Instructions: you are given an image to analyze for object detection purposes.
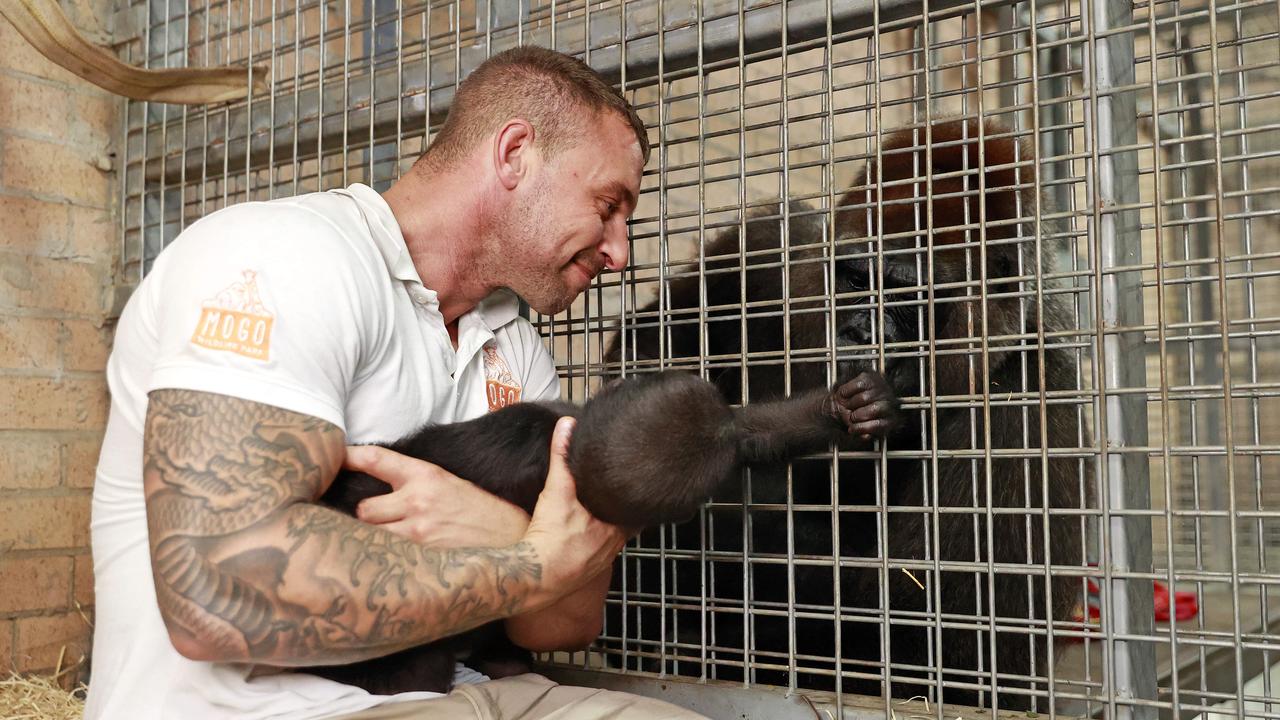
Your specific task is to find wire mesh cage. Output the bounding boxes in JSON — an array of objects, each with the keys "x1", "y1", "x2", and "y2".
[{"x1": 117, "y1": 0, "x2": 1280, "y2": 717}]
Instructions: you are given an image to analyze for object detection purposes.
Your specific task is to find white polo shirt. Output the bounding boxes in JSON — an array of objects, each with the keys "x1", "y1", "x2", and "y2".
[{"x1": 85, "y1": 183, "x2": 561, "y2": 720}]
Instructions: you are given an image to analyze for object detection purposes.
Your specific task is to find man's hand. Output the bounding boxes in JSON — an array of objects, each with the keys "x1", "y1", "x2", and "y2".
[
  {"x1": 349, "y1": 419, "x2": 628, "y2": 648},
  {"x1": 520, "y1": 417, "x2": 630, "y2": 610},
  {"x1": 343, "y1": 446, "x2": 529, "y2": 547}
]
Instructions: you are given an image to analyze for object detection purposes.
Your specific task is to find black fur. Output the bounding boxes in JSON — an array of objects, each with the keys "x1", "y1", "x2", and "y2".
[
  {"x1": 603, "y1": 119, "x2": 1091, "y2": 710},
  {"x1": 308, "y1": 369, "x2": 900, "y2": 694}
]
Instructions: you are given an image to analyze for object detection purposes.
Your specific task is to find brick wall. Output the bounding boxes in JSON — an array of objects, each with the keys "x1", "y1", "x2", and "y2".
[{"x1": 0, "y1": 0, "x2": 121, "y2": 684}]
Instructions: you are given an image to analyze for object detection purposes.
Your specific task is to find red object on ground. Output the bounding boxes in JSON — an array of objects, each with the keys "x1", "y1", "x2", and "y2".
[
  {"x1": 1153, "y1": 580, "x2": 1199, "y2": 622},
  {"x1": 1067, "y1": 570, "x2": 1199, "y2": 642}
]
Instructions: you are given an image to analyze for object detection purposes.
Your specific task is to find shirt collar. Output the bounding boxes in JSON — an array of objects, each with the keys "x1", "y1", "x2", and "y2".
[
  {"x1": 341, "y1": 183, "x2": 420, "y2": 285},
  {"x1": 340, "y1": 183, "x2": 522, "y2": 332}
]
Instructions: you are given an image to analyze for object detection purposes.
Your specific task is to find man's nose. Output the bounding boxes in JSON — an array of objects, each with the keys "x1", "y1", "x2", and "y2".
[{"x1": 600, "y1": 217, "x2": 630, "y2": 272}]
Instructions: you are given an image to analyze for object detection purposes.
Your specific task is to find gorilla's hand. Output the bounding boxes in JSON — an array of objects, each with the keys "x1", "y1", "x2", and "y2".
[{"x1": 830, "y1": 371, "x2": 902, "y2": 441}]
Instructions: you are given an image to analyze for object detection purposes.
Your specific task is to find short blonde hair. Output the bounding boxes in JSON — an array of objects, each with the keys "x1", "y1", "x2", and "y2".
[{"x1": 418, "y1": 46, "x2": 650, "y2": 170}]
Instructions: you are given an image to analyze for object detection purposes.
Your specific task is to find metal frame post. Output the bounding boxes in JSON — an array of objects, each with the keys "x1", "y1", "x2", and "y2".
[{"x1": 1086, "y1": 0, "x2": 1159, "y2": 715}]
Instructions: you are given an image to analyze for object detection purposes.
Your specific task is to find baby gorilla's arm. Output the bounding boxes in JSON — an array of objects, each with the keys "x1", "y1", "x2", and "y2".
[{"x1": 733, "y1": 371, "x2": 901, "y2": 464}]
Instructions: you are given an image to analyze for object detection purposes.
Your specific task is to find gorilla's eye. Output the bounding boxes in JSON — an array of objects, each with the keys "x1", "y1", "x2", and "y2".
[{"x1": 839, "y1": 269, "x2": 871, "y2": 294}]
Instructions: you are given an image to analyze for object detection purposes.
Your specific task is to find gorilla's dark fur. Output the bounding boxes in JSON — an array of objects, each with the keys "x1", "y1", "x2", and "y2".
[
  {"x1": 604, "y1": 118, "x2": 1091, "y2": 709},
  {"x1": 309, "y1": 368, "x2": 900, "y2": 694}
]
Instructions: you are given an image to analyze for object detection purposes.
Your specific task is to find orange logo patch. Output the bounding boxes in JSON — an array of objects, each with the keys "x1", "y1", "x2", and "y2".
[
  {"x1": 483, "y1": 345, "x2": 522, "y2": 411},
  {"x1": 191, "y1": 270, "x2": 275, "y2": 361}
]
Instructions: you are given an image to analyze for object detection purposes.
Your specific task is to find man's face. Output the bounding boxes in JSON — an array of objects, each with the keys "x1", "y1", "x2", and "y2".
[{"x1": 495, "y1": 113, "x2": 645, "y2": 315}]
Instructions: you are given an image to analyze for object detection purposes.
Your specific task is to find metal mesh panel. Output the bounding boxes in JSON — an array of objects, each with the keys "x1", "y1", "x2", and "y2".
[{"x1": 117, "y1": 0, "x2": 1280, "y2": 717}]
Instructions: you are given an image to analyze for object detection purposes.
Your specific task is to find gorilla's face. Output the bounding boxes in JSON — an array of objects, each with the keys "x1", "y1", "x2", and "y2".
[{"x1": 831, "y1": 255, "x2": 923, "y2": 394}]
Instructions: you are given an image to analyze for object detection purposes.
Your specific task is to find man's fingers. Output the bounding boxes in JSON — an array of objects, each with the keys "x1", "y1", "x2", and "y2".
[
  {"x1": 354, "y1": 493, "x2": 405, "y2": 524},
  {"x1": 552, "y1": 416, "x2": 575, "y2": 458},
  {"x1": 344, "y1": 445, "x2": 431, "y2": 491},
  {"x1": 542, "y1": 417, "x2": 578, "y2": 495}
]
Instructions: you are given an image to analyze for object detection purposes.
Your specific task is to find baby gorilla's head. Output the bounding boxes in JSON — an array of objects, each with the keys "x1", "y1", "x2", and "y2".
[{"x1": 568, "y1": 371, "x2": 739, "y2": 527}]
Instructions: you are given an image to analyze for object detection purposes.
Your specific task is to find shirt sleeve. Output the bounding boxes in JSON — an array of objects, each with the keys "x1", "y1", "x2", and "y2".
[{"x1": 144, "y1": 201, "x2": 388, "y2": 432}]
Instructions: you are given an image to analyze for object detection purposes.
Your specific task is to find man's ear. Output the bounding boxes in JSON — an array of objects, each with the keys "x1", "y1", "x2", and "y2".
[{"x1": 493, "y1": 118, "x2": 535, "y2": 191}]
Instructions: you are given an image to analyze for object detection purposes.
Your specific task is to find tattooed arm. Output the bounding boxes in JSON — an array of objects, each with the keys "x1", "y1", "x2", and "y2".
[
  {"x1": 345, "y1": 446, "x2": 615, "y2": 652},
  {"x1": 143, "y1": 389, "x2": 622, "y2": 666}
]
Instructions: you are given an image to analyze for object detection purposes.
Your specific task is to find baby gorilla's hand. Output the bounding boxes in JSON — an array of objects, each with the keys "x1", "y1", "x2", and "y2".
[{"x1": 831, "y1": 371, "x2": 902, "y2": 441}]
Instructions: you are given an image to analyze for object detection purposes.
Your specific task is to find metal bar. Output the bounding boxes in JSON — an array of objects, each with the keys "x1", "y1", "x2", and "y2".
[
  {"x1": 266, "y1": 0, "x2": 276, "y2": 198},
  {"x1": 1141, "y1": 2, "x2": 1183, "y2": 720},
  {"x1": 819, "y1": 0, "x2": 844, "y2": 711},
  {"x1": 912, "y1": 1, "x2": 947, "y2": 709},
  {"x1": 341, "y1": 0, "x2": 350, "y2": 185},
  {"x1": 727, "y1": 0, "x2": 748, "y2": 690},
  {"x1": 967, "y1": 16, "x2": 1007, "y2": 712},
  {"x1": 776, "y1": 0, "x2": 799, "y2": 696},
  {"x1": 1199, "y1": 0, "x2": 1248, "y2": 716},
  {"x1": 139, "y1": 0, "x2": 152, "y2": 277},
  {"x1": 1082, "y1": 0, "x2": 1159, "y2": 716},
  {"x1": 654, "y1": 0, "x2": 670, "y2": 683},
  {"x1": 693, "y1": 0, "x2": 711, "y2": 685},
  {"x1": 290, "y1": 0, "x2": 301, "y2": 195},
  {"x1": 1022, "y1": 4, "x2": 1065, "y2": 715},
  {"x1": 868, "y1": 0, "x2": 894, "y2": 711},
  {"x1": 1230, "y1": 0, "x2": 1273, "y2": 711},
  {"x1": 1168, "y1": 31, "x2": 1212, "y2": 710},
  {"x1": 316, "y1": 0, "x2": 326, "y2": 191},
  {"x1": 1177, "y1": 42, "x2": 1231, "y2": 572}
]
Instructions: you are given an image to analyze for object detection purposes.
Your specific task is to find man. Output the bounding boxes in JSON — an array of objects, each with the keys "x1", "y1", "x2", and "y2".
[{"x1": 85, "y1": 46, "x2": 706, "y2": 719}]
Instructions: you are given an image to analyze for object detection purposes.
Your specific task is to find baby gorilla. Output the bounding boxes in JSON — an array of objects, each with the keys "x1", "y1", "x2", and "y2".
[{"x1": 310, "y1": 369, "x2": 899, "y2": 695}]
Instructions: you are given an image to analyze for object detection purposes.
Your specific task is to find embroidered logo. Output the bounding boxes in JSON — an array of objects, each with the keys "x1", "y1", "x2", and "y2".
[
  {"x1": 483, "y1": 345, "x2": 522, "y2": 411},
  {"x1": 190, "y1": 269, "x2": 275, "y2": 361}
]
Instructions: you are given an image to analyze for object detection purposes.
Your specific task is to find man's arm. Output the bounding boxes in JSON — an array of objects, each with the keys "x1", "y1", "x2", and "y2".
[
  {"x1": 504, "y1": 567, "x2": 612, "y2": 652},
  {"x1": 346, "y1": 446, "x2": 617, "y2": 653},
  {"x1": 144, "y1": 388, "x2": 601, "y2": 666}
]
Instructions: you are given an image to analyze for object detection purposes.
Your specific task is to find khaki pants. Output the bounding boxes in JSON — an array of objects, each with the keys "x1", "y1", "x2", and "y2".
[{"x1": 334, "y1": 673, "x2": 710, "y2": 720}]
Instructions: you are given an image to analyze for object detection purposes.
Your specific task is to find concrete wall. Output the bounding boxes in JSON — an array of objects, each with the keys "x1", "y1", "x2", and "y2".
[{"x1": 0, "y1": 0, "x2": 121, "y2": 684}]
